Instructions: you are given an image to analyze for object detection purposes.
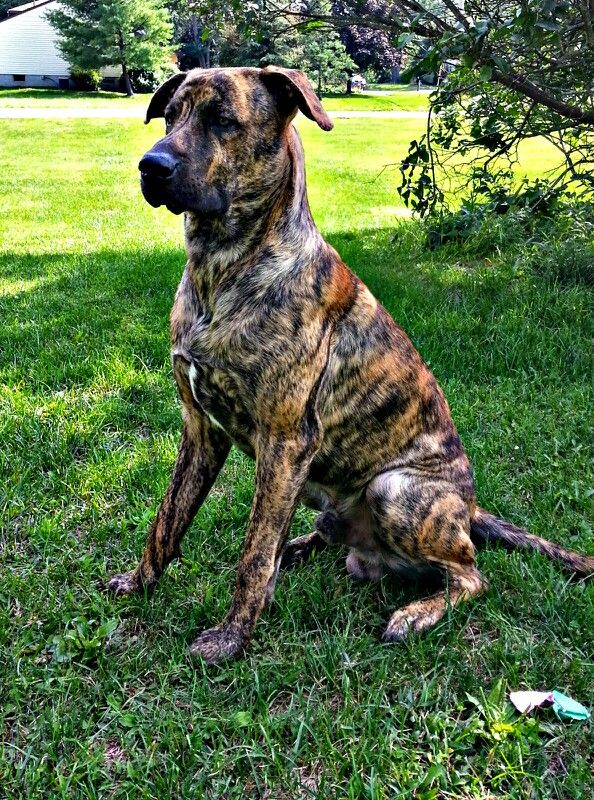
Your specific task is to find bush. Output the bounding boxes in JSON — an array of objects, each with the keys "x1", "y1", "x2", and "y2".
[
  {"x1": 425, "y1": 180, "x2": 563, "y2": 251},
  {"x1": 128, "y1": 64, "x2": 176, "y2": 93},
  {"x1": 423, "y1": 199, "x2": 594, "y2": 288},
  {"x1": 69, "y1": 69, "x2": 101, "y2": 91},
  {"x1": 525, "y1": 238, "x2": 594, "y2": 288}
]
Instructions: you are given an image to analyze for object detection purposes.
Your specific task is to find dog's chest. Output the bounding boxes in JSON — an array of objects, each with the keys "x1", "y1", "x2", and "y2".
[{"x1": 172, "y1": 312, "x2": 258, "y2": 456}]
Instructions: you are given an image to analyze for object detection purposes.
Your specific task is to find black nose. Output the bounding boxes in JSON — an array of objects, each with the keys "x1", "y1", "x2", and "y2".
[{"x1": 138, "y1": 151, "x2": 177, "y2": 179}]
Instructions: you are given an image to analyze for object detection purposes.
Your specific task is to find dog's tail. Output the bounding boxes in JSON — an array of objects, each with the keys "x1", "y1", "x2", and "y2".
[{"x1": 470, "y1": 507, "x2": 594, "y2": 577}]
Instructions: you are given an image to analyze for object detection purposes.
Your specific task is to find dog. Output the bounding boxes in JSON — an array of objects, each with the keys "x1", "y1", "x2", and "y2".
[{"x1": 107, "y1": 66, "x2": 594, "y2": 663}]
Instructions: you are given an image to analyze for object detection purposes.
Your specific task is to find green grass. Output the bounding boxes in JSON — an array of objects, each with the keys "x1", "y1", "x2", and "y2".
[
  {"x1": 321, "y1": 92, "x2": 429, "y2": 111},
  {"x1": 1, "y1": 108, "x2": 592, "y2": 799},
  {"x1": 0, "y1": 87, "x2": 429, "y2": 113},
  {"x1": 366, "y1": 83, "x2": 426, "y2": 91},
  {"x1": 0, "y1": 88, "x2": 148, "y2": 108}
]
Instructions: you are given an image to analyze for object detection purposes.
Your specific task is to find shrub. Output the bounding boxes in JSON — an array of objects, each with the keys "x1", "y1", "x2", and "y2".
[
  {"x1": 423, "y1": 199, "x2": 594, "y2": 288},
  {"x1": 69, "y1": 69, "x2": 101, "y2": 91},
  {"x1": 128, "y1": 64, "x2": 176, "y2": 93}
]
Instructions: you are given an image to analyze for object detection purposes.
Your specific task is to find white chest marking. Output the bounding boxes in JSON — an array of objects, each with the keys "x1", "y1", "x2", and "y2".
[{"x1": 187, "y1": 362, "x2": 225, "y2": 431}]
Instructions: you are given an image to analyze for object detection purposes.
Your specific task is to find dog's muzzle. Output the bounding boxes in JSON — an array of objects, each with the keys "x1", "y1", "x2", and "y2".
[{"x1": 139, "y1": 151, "x2": 185, "y2": 214}]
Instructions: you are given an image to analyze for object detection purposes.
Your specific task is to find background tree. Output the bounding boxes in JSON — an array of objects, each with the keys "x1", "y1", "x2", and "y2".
[
  {"x1": 225, "y1": 0, "x2": 594, "y2": 215},
  {"x1": 338, "y1": 25, "x2": 403, "y2": 82},
  {"x1": 207, "y1": 0, "x2": 355, "y2": 94},
  {"x1": 0, "y1": 0, "x2": 20, "y2": 20},
  {"x1": 330, "y1": 1, "x2": 402, "y2": 83},
  {"x1": 303, "y1": 27, "x2": 356, "y2": 94},
  {"x1": 167, "y1": 0, "x2": 228, "y2": 69},
  {"x1": 49, "y1": 0, "x2": 173, "y2": 96}
]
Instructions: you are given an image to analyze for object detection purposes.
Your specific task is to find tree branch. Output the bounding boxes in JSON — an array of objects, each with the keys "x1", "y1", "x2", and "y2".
[
  {"x1": 491, "y1": 68, "x2": 594, "y2": 125},
  {"x1": 441, "y1": 0, "x2": 471, "y2": 30}
]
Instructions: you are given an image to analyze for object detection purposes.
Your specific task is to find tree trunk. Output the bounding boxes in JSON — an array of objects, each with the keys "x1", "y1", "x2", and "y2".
[
  {"x1": 198, "y1": 42, "x2": 211, "y2": 68},
  {"x1": 121, "y1": 62, "x2": 133, "y2": 96},
  {"x1": 346, "y1": 77, "x2": 352, "y2": 94},
  {"x1": 189, "y1": 14, "x2": 199, "y2": 43},
  {"x1": 117, "y1": 31, "x2": 133, "y2": 96}
]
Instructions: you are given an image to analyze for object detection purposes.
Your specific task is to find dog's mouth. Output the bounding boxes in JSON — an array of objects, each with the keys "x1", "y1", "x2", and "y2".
[
  {"x1": 140, "y1": 175, "x2": 229, "y2": 218},
  {"x1": 140, "y1": 176, "x2": 186, "y2": 215}
]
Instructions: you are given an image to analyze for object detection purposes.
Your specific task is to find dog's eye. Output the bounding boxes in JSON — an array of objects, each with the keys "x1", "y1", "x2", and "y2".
[
  {"x1": 164, "y1": 113, "x2": 174, "y2": 130},
  {"x1": 214, "y1": 115, "x2": 234, "y2": 129}
]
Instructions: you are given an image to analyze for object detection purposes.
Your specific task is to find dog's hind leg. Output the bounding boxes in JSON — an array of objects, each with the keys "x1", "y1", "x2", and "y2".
[
  {"x1": 383, "y1": 564, "x2": 485, "y2": 640},
  {"x1": 106, "y1": 405, "x2": 230, "y2": 596},
  {"x1": 274, "y1": 484, "x2": 334, "y2": 576},
  {"x1": 365, "y1": 471, "x2": 487, "y2": 640}
]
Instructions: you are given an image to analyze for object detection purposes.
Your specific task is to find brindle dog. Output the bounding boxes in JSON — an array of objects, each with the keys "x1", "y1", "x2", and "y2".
[{"x1": 107, "y1": 66, "x2": 594, "y2": 663}]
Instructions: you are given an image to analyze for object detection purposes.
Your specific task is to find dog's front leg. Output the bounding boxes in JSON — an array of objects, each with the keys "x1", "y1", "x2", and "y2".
[
  {"x1": 189, "y1": 430, "x2": 318, "y2": 663},
  {"x1": 107, "y1": 407, "x2": 230, "y2": 595}
]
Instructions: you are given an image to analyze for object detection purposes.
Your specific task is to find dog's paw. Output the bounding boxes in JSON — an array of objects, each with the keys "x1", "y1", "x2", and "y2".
[
  {"x1": 382, "y1": 612, "x2": 414, "y2": 642},
  {"x1": 382, "y1": 603, "x2": 436, "y2": 642},
  {"x1": 105, "y1": 571, "x2": 143, "y2": 597},
  {"x1": 279, "y1": 532, "x2": 327, "y2": 570},
  {"x1": 189, "y1": 625, "x2": 246, "y2": 664}
]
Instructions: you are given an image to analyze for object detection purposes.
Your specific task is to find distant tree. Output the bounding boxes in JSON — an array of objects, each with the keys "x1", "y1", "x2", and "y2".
[
  {"x1": 0, "y1": 0, "x2": 20, "y2": 20},
  {"x1": 167, "y1": 0, "x2": 224, "y2": 69},
  {"x1": 249, "y1": 0, "x2": 594, "y2": 214},
  {"x1": 301, "y1": 21, "x2": 356, "y2": 95},
  {"x1": 214, "y1": 0, "x2": 355, "y2": 94},
  {"x1": 48, "y1": 0, "x2": 173, "y2": 96},
  {"x1": 331, "y1": 3, "x2": 402, "y2": 82}
]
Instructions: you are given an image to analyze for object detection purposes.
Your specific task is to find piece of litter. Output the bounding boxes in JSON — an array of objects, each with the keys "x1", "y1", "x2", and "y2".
[
  {"x1": 551, "y1": 691, "x2": 591, "y2": 721},
  {"x1": 341, "y1": 650, "x2": 352, "y2": 667},
  {"x1": 509, "y1": 691, "x2": 553, "y2": 714},
  {"x1": 509, "y1": 690, "x2": 590, "y2": 720}
]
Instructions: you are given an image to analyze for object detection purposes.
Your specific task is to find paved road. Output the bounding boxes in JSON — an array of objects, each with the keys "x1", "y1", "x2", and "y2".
[{"x1": 0, "y1": 107, "x2": 428, "y2": 120}]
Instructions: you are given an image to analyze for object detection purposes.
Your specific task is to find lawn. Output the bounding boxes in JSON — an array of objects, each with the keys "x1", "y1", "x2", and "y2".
[
  {"x1": 321, "y1": 91, "x2": 429, "y2": 112},
  {"x1": 0, "y1": 88, "x2": 148, "y2": 108},
  {"x1": 0, "y1": 87, "x2": 429, "y2": 112},
  {"x1": 1, "y1": 106, "x2": 592, "y2": 799}
]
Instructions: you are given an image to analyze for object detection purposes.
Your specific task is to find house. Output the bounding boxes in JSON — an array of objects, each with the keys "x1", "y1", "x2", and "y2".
[{"x1": 0, "y1": 0, "x2": 121, "y2": 89}]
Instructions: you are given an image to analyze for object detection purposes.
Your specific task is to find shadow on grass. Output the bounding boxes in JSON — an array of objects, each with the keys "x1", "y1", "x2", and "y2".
[
  {"x1": 1, "y1": 228, "x2": 591, "y2": 394},
  {"x1": 2, "y1": 229, "x2": 593, "y2": 676},
  {"x1": 0, "y1": 248, "x2": 181, "y2": 388}
]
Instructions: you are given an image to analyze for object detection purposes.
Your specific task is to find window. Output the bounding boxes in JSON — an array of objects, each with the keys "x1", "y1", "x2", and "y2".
[{"x1": 12, "y1": 74, "x2": 26, "y2": 82}]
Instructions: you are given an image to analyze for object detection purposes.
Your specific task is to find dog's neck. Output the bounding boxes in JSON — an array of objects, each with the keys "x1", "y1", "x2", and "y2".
[{"x1": 183, "y1": 125, "x2": 324, "y2": 310}]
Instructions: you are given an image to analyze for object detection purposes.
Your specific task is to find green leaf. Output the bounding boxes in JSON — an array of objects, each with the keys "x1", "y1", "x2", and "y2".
[
  {"x1": 397, "y1": 32, "x2": 414, "y2": 47},
  {"x1": 231, "y1": 711, "x2": 252, "y2": 728},
  {"x1": 96, "y1": 619, "x2": 118, "y2": 639}
]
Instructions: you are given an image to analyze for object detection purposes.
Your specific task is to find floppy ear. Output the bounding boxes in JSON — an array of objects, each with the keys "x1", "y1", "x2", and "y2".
[
  {"x1": 145, "y1": 72, "x2": 187, "y2": 124},
  {"x1": 261, "y1": 66, "x2": 333, "y2": 131}
]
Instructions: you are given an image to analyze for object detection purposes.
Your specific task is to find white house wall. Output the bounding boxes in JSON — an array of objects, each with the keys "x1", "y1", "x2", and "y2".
[
  {"x1": 0, "y1": 2, "x2": 69, "y2": 81},
  {"x1": 0, "y1": 1, "x2": 121, "y2": 88}
]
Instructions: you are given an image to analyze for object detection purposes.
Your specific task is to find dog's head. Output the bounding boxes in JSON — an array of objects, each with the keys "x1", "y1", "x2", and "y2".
[{"x1": 139, "y1": 67, "x2": 333, "y2": 216}]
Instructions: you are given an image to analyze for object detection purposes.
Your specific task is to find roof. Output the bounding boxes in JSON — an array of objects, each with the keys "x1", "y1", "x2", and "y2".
[{"x1": 7, "y1": 1, "x2": 54, "y2": 17}]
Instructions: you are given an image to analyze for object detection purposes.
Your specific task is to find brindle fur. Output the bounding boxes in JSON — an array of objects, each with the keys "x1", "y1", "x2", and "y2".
[{"x1": 107, "y1": 66, "x2": 594, "y2": 663}]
